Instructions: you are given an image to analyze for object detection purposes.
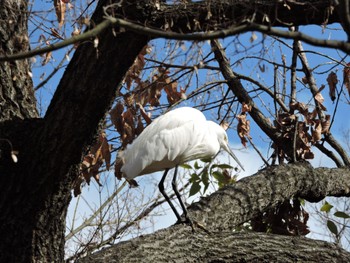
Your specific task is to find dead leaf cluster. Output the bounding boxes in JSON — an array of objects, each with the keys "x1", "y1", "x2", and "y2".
[
  {"x1": 124, "y1": 46, "x2": 186, "y2": 107},
  {"x1": 272, "y1": 98, "x2": 331, "y2": 162},
  {"x1": 285, "y1": 65, "x2": 350, "y2": 163},
  {"x1": 111, "y1": 46, "x2": 188, "y2": 146},
  {"x1": 74, "y1": 133, "x2": 111, "y2": 196},
  {"x1": 237, "y1": 103, "x2": 252, "y2": 147},
  {"x1": 110, "y1": 102, "x2": 151, "y2": 148}
]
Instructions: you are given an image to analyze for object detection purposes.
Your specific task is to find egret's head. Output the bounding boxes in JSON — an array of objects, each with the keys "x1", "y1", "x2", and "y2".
[{"x1": 208, "y1": 121, "x2": 245, "y2": 171}]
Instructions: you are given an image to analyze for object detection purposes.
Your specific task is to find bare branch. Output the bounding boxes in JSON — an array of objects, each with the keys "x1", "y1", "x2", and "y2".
[
  {"x1": 0, "y1": 19, "x2": 115, "y2": 62},
  {"x1": 189, "y1": 163, "x2": 350, "y2": 230},
  {"x1": 211, "y1": 39, "x2": 278, "y2": 138}
]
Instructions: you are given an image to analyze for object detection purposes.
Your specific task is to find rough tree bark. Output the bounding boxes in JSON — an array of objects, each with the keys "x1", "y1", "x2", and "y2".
[
  {"x1": 0, "y1": 0, "x2": 349, "y2": 262},
  {"x1": 79, "y1": 163, "x2": 350, "y2": 262}
]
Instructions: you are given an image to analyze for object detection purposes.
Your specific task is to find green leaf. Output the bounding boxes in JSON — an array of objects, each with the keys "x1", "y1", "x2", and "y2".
[
  {"x1": 298, "y1": 198, "x2": 305, "y2": 206},
  {"x1": 327, "y1": 220, "x2": 338, "y2": 235},
  {"x1": 320, "y1": 202, "x2": 333, "y2": 213},
  {"x1": 212, "y1": 171, "x2": 225, "y2": 183},
  {"x1": 200, "y1": 158, "x2": 212, "y2": 163},
  {"x1": 334, "y1": 211, "x2": 350, "y2": 219},
  {"x1": 194, "y1": 161, "x2": 201, "y2": 169},
  {"x1": 216, "y1": 164, "x2": 234, "y2": 169},
  {"x1": 189, "y1": 173, "x2": 200, "y2": 183},
  {"x1": 180, "y1": 163, "x2": 192, "y2": 169},
  {"x1": 201, "y1": 170, "x2": 209, "y2": 193},
  {"x1": 189, "y1": 182, "x2": 201, "y2": 197}
]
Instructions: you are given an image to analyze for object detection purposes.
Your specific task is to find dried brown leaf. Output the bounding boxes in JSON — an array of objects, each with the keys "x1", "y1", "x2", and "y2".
[
  {"x1": 242, "y1": 103, "x2": 252, "y2": 113},
  {"x1": 82, "y1": 154, "x2": 94, "y2": 169},
  {"x1": 237, "y1": 114, "x2": 250, "y2": 147},
  {"x1": 124, "y1": 93, "x2": 135, "y2": 108},
  {"x1": 54, "y1": 0, "x2": 66, "y2": 27},
  {"x1": 344, "y1": 63, "x2": 350, "y2": 97},
  {"x1": 73, "y1": 175, "x2": 84, "y2": 196},
  {"x1": 327, "y1": 71, "x2": 338, "y2": 102},
  {"x1": 135, "y1": 115, "x2": 144, "y2": 136},
  {"x1": 164, "y1": 81, "x2": 184, "y2": 105},
  {"x1": 148, "y1": 83, "x2": 162, "y2": 106},
  {"x1": 42, "y1": 52, "x2": 52, "y2": 66},
  {"x1": 321, "y1": 115, "x2": 331, "y2": 134},
  {"x1": 123, "y1": 122, "x2": 134, "y2": 145},
  {"x1": 306, "y1": 109, "x2": 317, "y2": 125},
  {"x1": 303, "y1": 151, "x2": 314, "y2": 159},
  {"x1": 302, "y1": 76, "x2": 308, "y2": 84},
  {"x1": 115, "y1": 157, "x2": 124, "y2": 180},
  {"x1": 289, "y1": 102, "x2": 308, "y2": 115},
  {"x1": 139, "y1": 104, "x2": 152, "y2": 125},
  {"x1": 120, "y1": 108, "x2": 136, "y2": 145},
  {"x1": 314, "y1": 92, "x2": 324, "y2": 104},
  {"x1": 124, "y1": 47, "x2": 149, "y2": 89},
  {"x1": 135, "y1": 81, "x2": 150, "y2": 106},
  {"x1": 50, "y1": 28, "x2": 64, "y2": 40},
  {"x1": 110, "y1": 102, "x2": 124, "y2": 134},
  {"x1": 100, "y1": 133, "x2": 111, "y2": 170},
  {"x1": 312, "y1": 120, "x2": 322, "y2": 142},
  {"x1": 250, "y1": 32, "x2": 257, "y2": 43}
]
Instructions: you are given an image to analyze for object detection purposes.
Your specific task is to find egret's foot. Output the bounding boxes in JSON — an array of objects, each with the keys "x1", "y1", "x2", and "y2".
[
  {"x1": 175, "y1": 217, "x2": 209, "y2": 233},
  {"x1": 192, "y1": 220, "x2": 210, "y2": 234},
  {"x1": 175, "y1": 217, "x2": 193, "y2": 226}
]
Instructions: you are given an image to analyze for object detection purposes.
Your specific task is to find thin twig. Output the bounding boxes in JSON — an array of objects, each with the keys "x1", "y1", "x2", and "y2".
[{"x1": 247, "y1": 137, "x2": 269, "y2": 166}]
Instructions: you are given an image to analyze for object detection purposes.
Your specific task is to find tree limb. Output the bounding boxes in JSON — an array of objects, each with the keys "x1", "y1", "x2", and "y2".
[
  {"x1": 78, "y1": 230, "x2": 350, "y2": 263},
  {"x1": 1, "y1": 0, "x2": 349, "y2": 62},
  {"x1": 78, "y1": 163, "x2": 350, "y2": 262},
  {"x1": 210, "y1": 39, "x2": 280, "y2": 142}
]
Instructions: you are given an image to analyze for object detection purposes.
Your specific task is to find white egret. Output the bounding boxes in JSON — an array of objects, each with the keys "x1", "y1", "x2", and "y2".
[{"x1": 119, "y1": 107, "x2": 244, "y2": 224}]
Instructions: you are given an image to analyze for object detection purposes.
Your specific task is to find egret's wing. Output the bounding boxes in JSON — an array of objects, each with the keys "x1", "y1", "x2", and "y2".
[{"x1": 120, "y1": 107, "x2": 207, "y2": 179}]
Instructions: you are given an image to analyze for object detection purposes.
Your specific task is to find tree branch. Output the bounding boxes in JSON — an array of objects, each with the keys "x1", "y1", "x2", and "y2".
[
  {"x1": 78, "y1": 163, "x2": 350, "y2": 262},
  {"x1": 78, "y1": 230, "x2": 350, "y2": 262},
  {"x1": 210, "y1": 39, "x2": 280, "y2": 142},
  {"x1": 188, "y1": 163, "x2": 350, "y2": 230},
  {"x1": 1, "y1": 0, "x2": 349, "y2": 62},
  {"x1": 0, "y1": 19, "x2": 115, "y2": 62}
]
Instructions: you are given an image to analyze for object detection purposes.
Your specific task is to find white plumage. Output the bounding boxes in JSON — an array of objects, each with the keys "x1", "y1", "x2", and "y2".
[
  {"x1": 119, "y1": 107, "x2": 243, "y2": 224},
  {"x1": 120, "y1": 107, "x2": 243, "y2": 180}
]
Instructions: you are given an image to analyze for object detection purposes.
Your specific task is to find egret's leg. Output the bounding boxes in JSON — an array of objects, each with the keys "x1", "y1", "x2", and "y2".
[
  {"x1": 158, "y1": 168, "x2": 182, "y2": 222},
  {"x1": 171, "y1": 165, "x2": 191, "y2": 224}
]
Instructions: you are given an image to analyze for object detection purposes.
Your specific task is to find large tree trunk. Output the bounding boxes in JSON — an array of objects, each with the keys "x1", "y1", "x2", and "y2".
[
  {"x1": 0, "y1": 0, "x2": 38, "y2": 120},
  {"x1": 0, "y1": 0, "x2": 148, "y2": 261}
]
